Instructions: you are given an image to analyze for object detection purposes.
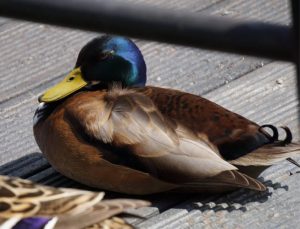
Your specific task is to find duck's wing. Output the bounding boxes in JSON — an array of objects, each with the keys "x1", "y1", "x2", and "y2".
[
  {"x1": 66, "y1": 88, "x2": 265, "y2": 191},
  {"x1": 0, "y1": 175, "x2": 150, "y2": 229}
]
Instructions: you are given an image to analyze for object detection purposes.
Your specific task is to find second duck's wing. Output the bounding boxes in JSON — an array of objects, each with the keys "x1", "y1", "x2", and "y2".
[{"x1": 0, "y1": 175, "x2": 150, "y2": 229}]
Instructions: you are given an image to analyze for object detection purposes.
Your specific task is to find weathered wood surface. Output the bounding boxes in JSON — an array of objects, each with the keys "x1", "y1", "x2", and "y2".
[{"x1": 1, "y1": 0, "x2": 299, "y2": 228}]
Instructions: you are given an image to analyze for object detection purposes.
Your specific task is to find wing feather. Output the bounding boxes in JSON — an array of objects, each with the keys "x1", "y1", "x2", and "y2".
[{"x1": 68, "y1": 88, "x2": 239, "y2": 182}]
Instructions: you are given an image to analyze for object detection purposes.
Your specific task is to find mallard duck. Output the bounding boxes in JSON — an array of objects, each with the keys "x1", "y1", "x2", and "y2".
[
  {"x1": 0, "y1": 175, "x2": 149, "y2": 229},
  {"x1": 34, "y1": 35, "x2": 300, "y2": 195}
]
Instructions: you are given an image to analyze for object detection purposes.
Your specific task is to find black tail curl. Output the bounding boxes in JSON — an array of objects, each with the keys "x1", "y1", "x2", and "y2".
[
  {"x1": 259, "y1": 124, "x2": 279, "y2": 143},
  {"x1": 259, "y1": 124, "x2": 292, "y2": 146},
  {"x1": 259, "y1": 124, "x2": 299, "y2": 168}
]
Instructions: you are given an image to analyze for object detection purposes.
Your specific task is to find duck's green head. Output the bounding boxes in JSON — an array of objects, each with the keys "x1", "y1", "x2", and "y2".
[{"x1": 39, "y1": 35, "x2": 146, "y2": 102}]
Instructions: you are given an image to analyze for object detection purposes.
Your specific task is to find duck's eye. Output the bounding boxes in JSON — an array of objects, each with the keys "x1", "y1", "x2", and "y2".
[
  {"x1": 98, "y1": 52, "x2": 109, "y2": 60},
  {"x1": 98, "y1": 51, "x2": 114, "y2": 60}
]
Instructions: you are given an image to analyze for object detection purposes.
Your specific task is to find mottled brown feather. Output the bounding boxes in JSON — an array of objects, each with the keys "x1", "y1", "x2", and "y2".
[
  {"x1": 136, "y1": 86, "x2": 271, "y2": 161},
  {"x1": 136, "y1": 86, "x2": 258, "y2": 140},
  {"x1": 86, "y1": 217, "x2": 133, "y2": 229}
]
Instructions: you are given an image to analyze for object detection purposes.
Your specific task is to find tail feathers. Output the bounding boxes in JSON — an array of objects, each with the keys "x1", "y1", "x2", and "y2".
[
  {"x1": 229, "y1": 143, "x2": 300, "y2": 166},
  {"x1": 181, "y1": 170, "x2": 266, "y2": 192},
  {"x1": 212, "y1": 170, "x2": 266, "y2": 191}
]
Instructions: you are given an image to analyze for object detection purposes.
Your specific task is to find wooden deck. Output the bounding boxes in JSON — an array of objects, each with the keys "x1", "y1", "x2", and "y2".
[{"x1": 0, "y1": 0, "x2": 299, "y2": 228}]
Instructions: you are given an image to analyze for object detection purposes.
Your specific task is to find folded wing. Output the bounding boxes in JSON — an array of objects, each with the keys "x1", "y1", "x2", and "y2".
[{"x1": 67, "y1": 87, "x2": 266, "y2": 191}]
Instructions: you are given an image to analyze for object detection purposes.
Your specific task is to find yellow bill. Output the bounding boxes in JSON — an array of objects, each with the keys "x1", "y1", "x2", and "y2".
[{"x1": 39, "y1": 67, "x2": 88, "y2": 103}]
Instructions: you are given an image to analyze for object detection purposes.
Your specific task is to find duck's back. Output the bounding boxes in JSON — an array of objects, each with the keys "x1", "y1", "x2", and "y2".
[{"x1": 136, "y1": 86, "x2": 271, "y2": 161}]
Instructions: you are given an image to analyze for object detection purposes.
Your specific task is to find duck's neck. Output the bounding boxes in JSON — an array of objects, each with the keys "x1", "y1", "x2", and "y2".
[
  {"x1": 114, "y1": 47, "x2": 147, "y2": 87},
  {"x1": 127, "y1": 57, "x2": 146, "y2": 87},
  {"x1": 114, "y1": 56, "x2": 146, "y2": 87}
]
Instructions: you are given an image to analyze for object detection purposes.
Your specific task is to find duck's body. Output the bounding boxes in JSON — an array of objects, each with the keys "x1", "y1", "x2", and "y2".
[
  {"x1": 34, "y1": 86, "x2": 268, "y2": 194},
  {"x1": 34, "y1": 36, "x2": 300, "y2": 195},
  {"x1": 0, "y1": 175, "x2": 149, "y2": 229}
]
